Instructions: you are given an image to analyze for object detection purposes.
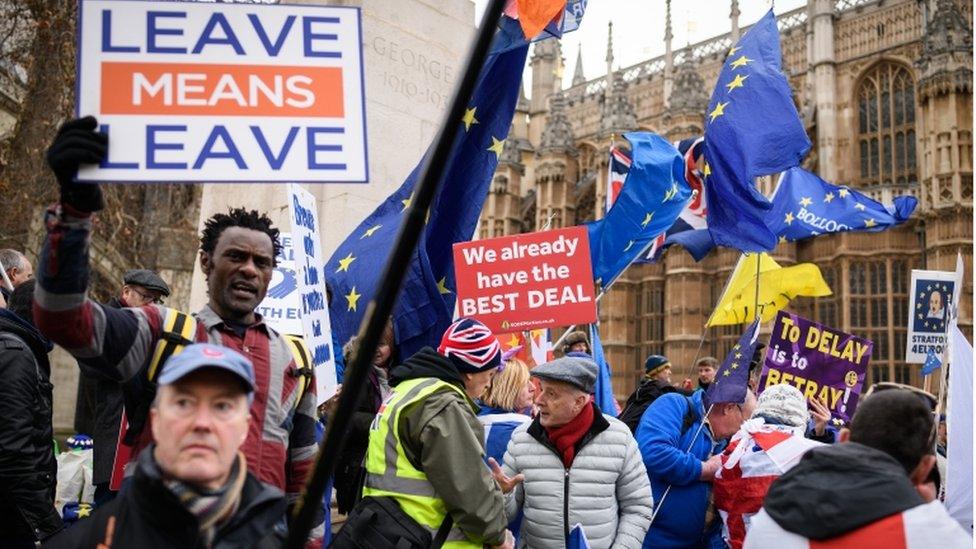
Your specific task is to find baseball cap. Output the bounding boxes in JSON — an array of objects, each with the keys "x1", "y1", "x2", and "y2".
[{"x1": 157, "y1": 343, "x2": 256, "y2": 396}]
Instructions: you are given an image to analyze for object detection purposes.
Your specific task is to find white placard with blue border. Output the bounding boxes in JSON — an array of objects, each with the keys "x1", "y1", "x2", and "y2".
[
  {"x1": 76, "y1": 0, "x2": 368, "y2": 183},
  {"x1": 906, "y1": 268, "x2": 960, "y2": 363},
  {"x1": 288, "y1": 184, "x2": 338, "y2": 403}
]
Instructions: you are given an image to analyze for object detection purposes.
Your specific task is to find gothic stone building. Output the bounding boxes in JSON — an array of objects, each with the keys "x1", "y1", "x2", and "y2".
[{"x1": 479, "y1": 0, "x2": 974, "y2": 399}]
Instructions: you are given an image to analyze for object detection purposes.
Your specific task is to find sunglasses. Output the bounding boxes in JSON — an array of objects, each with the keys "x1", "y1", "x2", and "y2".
[{"x1": 130, "y1": 286, "x2": 164, "y2": 305}]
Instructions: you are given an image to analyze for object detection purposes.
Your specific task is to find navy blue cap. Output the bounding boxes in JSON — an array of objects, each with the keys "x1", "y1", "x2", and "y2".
[
  {"x1": 158, "y1": 343, "x2": 256, "y2": 395},
  {"x1": 644, "y1": 355, "x2": 670, "y2": 375}
]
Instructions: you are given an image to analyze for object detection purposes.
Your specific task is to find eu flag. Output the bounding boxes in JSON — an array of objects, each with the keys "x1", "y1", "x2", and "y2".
[
  {"x1": 922, "y1": 348, "x2": 942, "y2": 376},
  {"x1": 701, "y1": 9, "x2": 811, "y2": 253},
  {"x1": 768, "y1": 167, "x2": 918, "y2": 243},
  {"x1": 705, "y1": 319, "x2": 760, "y2": 406},
  {"x1": 326, "y1": 42, "x2": 530, "y2": 359},
  {"x1": 586, "y1": 132, "x2": 690, "y2": 286}
]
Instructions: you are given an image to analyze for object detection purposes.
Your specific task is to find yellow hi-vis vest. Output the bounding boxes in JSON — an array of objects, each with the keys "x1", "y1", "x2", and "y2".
[{"x1": 362, "y1": 377, "x2": 482, "y2": 548}]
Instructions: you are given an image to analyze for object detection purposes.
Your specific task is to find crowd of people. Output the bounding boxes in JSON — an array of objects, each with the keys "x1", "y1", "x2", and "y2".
[{"x1": 0, "y1": 120, "x2": 970, "y2": 549}]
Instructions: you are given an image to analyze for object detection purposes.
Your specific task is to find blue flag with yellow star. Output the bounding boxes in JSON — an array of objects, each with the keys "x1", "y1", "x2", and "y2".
[
  {"x1": 768, "y1": 167, "x2": 918, "y2": 243},
  {"x1": 705, "y1": 318, "x2": 760, "y2": 406},
  {"x1": 701, "y1": 9, "x2": 811, "y2": 253},
  {"x1": 326, "y1": 43, "x2": 530, "y2": 359},
  {"x1": 922, "y1": 347, "x2": 943, "y2": 376},
  {"x1": 586, "y1": 132, "x2": 690, "y2": 286}
]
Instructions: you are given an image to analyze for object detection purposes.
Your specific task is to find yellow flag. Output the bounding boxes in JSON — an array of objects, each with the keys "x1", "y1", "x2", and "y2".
[{"x1": 707, "y1": 253, "x2": 832, "y2": 327}]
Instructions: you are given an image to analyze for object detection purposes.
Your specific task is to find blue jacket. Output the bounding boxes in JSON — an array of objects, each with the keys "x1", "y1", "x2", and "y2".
[
  {"x1": 477, "y1": 404, "x2": 532, "y2": 464},
  {"x1": 636, "y1": 390, "x2": 723, "y2": 549},
  {"x1": 477, "y1": 404, "x2": 531, "y2": 541}
]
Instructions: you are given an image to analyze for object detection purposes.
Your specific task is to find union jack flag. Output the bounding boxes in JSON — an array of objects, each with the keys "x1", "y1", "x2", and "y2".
[
  {"x1": 713, "y1": 418, "x2": 822, "y2": 549},
  {"x1": 605, "y1": 145, "x2": 632, "y2": 213}
]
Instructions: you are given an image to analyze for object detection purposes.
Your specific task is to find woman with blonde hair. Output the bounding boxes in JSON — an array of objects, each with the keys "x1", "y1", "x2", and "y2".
[
  {"x1": 477, "y1": 353, "x2": 535, "y2": 542},
  {"x1": 477, "y1": 355, "x2": 535, "y2": 464}
]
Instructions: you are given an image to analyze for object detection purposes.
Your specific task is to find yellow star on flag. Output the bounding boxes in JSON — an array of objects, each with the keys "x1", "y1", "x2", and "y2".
[
  {"x1": 799, "y1": 197, "x2": 813, "y2": 207},
  {"x1": 462, "y1": 107, "x2": 479, "y2": 131},
  {"x1": 724, "y1": 370, "x2": 732, "y2": 377},
  {"x1": 401, "y1": 194, "x2": 413, "y2": 211},
  {"x1": 864, "y1": 218, "x2": 877, "y2": 228},
  {"x1": 78, "y1": 506, "x2": 91, "y2": 518},
  {"x1": 437, "y1": 277, "x2": 452, "y2": 295},
  {"x1": 725, "y1": 73, "x2": 749, "y2": 92},
  {"x1": 361, "y1": 224, "x2": 382, "y2": 238},
  {"x1": 838, "y1": 188, "x2": 850, "y2": 198},
  {"x1": 730, "y1": 55, "x2": 752, "y2": 69},
  {"x1": 641, "y1": 212, "x2": 654, "y2": 228},
  {"x1": 734, "y1": 343, "x2": 741, "y2": 350},
  {"x1": 779, "y1": 235, "x2": 788, "y2": 244},
  {"x1": 345, "y1": 287, "x2": 361, "y2": 311},
  {"x1": 728, "y1": 45, "x2": 741, "y2": 57},
  {"x1": 336, "y1": 253, "x2": 356, "y2": 273},
  {"x1": 823, "y1": 192, "x2": 835, "y2": 203},
  {"x1": 735, "y1": 352, "x2": 742, "y2": 359},
  {"x1": 623, "y1": 240, "x2": 635, "y2": 252},
  {"x1": 488, "y1": 136, "x2": 505, "y2": 158},
  {"x1": 709, "y1": 101, "x2": 729, "y2": 122},
  {"x1": 854, "y1": 203, "x2": 866, "y2": 211},
  {"x1": 505, "y1": 333, "x2": 520, "y2": 349},
  {"x1": 784, "y1": 212, "x2": 795, "y2": 225},
  {"x1": 703, "y1": 162, "x2": 712, "y2": 177}
]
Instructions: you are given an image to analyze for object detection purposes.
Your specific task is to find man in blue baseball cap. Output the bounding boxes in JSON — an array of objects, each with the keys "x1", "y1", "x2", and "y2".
[{"x1": 47, "y1": 344, "x2": 288, "y2": 548}]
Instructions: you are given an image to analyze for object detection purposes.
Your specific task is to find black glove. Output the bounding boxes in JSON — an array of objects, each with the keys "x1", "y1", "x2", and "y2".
[{"x1": 46, "y1": 116, "x2": 108, "y2": 212}]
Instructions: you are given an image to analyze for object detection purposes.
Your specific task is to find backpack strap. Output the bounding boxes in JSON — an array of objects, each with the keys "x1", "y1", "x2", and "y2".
[
  {"x1": 680, "y1": 396, "x2": 698, "y2": 436},
  {"x1": 123, "y1": 308, "x2": 196, "y2": 446},
  {"x1": 147, "y1": 308, "x2": 197, "y2": 382},
  {"x1": 282, "y1": 333, "x2": 314, "y2": 405}
]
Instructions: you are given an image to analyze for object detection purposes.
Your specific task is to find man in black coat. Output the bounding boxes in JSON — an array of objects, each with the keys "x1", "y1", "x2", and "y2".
[
  {"x1": 0, "y1": 280, "x2": 62, "y2": 547},
  {"x1": 46, "y1": 343, "x2": 287, "y2": 549},
  {"x1": 618, "y1": 354, "x2": 690, "y2": 434}
]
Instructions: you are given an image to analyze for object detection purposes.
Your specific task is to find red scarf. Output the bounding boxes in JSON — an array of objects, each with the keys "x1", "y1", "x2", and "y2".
[{"x1": 545, "y1": 400, "x2": 595, "y2": 468}]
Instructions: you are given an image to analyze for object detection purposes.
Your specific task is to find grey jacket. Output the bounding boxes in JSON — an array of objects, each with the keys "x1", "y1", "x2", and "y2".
[{"x1": 501, "y1": 405, "x2": 653, "y2": 548}]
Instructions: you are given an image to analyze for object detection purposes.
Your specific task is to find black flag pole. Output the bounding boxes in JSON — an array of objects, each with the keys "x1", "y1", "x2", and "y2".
[{"x1": 284, "y1": 0, "x2": 509, "y2": 546}]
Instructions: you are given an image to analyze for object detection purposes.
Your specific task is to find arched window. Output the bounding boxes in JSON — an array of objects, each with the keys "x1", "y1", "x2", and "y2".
[{"x1": 856, "y1": 63, "x2": 917, "y2": 187}]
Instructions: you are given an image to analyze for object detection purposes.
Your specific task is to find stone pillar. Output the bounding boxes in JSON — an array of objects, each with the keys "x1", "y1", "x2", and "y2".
[
  {"x1": 529, "y1": 40, "x2": 561, "y2": 148},
  {"x1": 916, "y1": 0, "x2": 974, "y2": 338},
  {"x1": 811, "y1": 0, "x2": 838, "y2": 181}
]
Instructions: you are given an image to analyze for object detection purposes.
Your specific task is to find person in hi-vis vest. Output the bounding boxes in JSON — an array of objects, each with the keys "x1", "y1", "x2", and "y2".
[{"x1": 362, "y1": 318, "x2": 515, "y2": 548}]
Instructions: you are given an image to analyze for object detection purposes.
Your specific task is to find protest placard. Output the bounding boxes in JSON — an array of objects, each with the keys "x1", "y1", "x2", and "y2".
[
  {"x1": 255, "y1": 232, "x2": 303, "y2": 335},
  {"x1": 453, "y1": 226, "x2": 597, "y2": 334},
  {"x1": 905, "y1": 268, "x2": 960, "y2": 363},
  {"x1": 288, "y1": 184, "x2": 337, "y2": 403},
  {"x1": 76, "y1": 0, "x2": 368, "y2": 183},
  {"x1": 759, "y1": 311, "x2": 872, "y2": 422}
]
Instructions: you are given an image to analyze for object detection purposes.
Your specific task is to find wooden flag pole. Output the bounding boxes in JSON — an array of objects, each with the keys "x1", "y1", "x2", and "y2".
[{"x1": 283, "y1": 1, "x2": 508, "y2": 545}]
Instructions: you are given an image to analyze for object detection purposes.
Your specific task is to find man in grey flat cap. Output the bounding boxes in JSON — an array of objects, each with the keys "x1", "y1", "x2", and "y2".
[
  {"x1": 489, "y1": 356, "x2": 653, "y2": 549},
  {"x1": 119, "y1": 268, "x2": 172, "y2": 306}
]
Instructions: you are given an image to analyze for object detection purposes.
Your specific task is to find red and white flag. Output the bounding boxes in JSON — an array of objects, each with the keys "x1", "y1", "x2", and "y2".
[{"x1": 714, "y1": 419, "x2": 822, "y2": 549}]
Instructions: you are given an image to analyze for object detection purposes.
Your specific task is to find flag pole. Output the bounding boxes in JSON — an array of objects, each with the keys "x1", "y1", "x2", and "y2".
[
  {"x1": 0, "y1": 259, "x2": 13, "y2": 292},
  {"x1": 283, "y1": 1, "x2": 508, "y2": 545}
]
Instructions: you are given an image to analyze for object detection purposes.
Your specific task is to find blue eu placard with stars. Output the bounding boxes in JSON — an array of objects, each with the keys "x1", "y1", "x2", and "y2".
[
  {"x1": 699, "y1": 9, "x2": 811, "y2": 253},
  {"x1": 913, "y1": 279, "x2": 954, "y2": 334}
]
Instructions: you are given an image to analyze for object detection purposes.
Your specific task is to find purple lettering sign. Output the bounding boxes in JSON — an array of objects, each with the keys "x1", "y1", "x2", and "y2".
[{"x1": 759, "y1": 310, "x2": 873, "y2": 422}]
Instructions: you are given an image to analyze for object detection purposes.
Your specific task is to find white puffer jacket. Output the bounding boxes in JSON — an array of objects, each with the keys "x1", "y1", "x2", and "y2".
[{"x1": 501, "y1": 406, "x2": 653, "y2": 548}]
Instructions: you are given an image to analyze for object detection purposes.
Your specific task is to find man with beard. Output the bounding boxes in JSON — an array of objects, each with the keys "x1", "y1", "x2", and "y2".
[{"x1": 33, "y1": 117, "x2": 323, "y2": 541}]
